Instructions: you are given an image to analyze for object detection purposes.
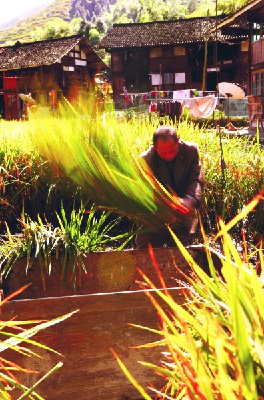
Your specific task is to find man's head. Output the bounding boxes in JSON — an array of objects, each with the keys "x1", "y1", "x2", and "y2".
[{"x1": 153, "y1": 126, "x2": 179, "y2": 161}]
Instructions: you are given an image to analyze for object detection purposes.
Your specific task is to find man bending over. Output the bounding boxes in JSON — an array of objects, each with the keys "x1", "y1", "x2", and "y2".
[{"x1": 136, "y1": 125, "x2": 204, "y2": 248}]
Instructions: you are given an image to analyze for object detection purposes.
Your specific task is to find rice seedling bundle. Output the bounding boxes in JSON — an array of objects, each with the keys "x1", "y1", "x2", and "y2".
[{"x1": 29, "y1": 99, "x2": 190, "y2": 231}]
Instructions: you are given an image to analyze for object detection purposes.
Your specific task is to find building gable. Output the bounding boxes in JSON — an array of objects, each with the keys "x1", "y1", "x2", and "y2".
[{"x1": 0, "y1": 35, "x2": 106, "y2": 72}]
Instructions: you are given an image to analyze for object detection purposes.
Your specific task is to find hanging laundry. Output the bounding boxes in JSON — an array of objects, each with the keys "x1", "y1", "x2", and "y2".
[
  {"x1": 156, "y1": 100, "x2": 182, "y2": 122},
  {"x1": 169, "y1": 101, "x2": 182, "y2": 122},
  {"x1": 160, "y1": 91, "x2": 167, "y2": 98},
  {"x1": 183, "y1": 95, "x2": 217, "y2": 118},
  {"x1": 173, "y1": 89, "x2": 192, "y2": 100},
  {"x1": 149, "y1": 101, "x2": 157, "y2": 112}
]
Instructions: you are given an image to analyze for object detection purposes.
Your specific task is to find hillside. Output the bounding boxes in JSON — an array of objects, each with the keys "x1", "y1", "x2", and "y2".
[
  {"x1": 0, "y1": 0, "x2": 116, "y2": 45},
  {"x1": 0, "y1": 0, "x2": 250, "y2": 46},
  {"x1": 0, "y1": 0, "x2": 72, "y2": 44}
]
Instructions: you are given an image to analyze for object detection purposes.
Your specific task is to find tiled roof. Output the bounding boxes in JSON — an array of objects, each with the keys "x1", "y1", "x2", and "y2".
[
  {"x1": 0, "y1": 35, "x2": 107, "y2": 71},
  {"x1": 98, "y1": 16, "x2": 248, "y2": 49}
]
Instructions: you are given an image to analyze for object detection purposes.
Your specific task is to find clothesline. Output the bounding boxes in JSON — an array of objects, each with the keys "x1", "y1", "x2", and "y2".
[
  {"x1": 120, "y1": 93, "x2": 241, "y2": 101},
  {"x1": 145, "y1": 96, "x2": 232, "y2": 101},
  {"x1": 120, "y1": 89, "x2": 248, "y2": 118},
  {"x1": 148, "y1": 95, "x2": 218, "y2": 119},
  {"x1": 120, "y1": 88, "x2": 217, "y2": 103}
]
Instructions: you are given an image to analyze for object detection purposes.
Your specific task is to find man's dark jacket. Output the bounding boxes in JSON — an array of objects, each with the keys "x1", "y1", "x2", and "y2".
[
  {"x1": 140, "y1": 140, "x2": 204, "y2": 233},
  {"x1": 140, "y1": 139, "x2": 204, "y2": 204}
]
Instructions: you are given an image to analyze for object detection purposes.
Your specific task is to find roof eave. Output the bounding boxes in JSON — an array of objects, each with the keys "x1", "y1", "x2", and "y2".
[{"x1": 0, "y1": 62, "x2": 55, "y2": 71}]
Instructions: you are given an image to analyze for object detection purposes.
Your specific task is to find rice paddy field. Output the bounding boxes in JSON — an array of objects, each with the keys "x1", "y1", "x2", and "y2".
[{"x1": 0, "y1": 96, "x2": 264, "y2": 248}]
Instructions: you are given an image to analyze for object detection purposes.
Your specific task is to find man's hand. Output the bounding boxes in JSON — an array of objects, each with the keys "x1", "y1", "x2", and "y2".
[{"x1": 180, "y1": 196, "x2": 196, "y2": 213}]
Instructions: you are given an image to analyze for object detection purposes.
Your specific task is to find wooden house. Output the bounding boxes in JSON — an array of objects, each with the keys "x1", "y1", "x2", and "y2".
[
  {"x1": 0, "y1": 34, "x2": 107, "y2": 120},
  {"x1": 216, "y1": 0, "x2": 264, "y2": 96},
  {"x1": 98, "y1": 16, "x2": 249, "y2": 105}
]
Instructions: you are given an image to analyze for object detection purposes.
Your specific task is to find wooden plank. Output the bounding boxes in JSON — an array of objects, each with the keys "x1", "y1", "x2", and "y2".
[
  {"x1": 2, "y1": 288, "x2": 184, "y2": 400},
  {"x1": 1, "y1": 245, "x2": 223, "y2": 399},
  {"x1": 3, "y1": 247, "x2": 198, "y2": 300}
]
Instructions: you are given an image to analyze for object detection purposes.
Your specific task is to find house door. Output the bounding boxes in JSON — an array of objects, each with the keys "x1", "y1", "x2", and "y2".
[
  {"x1": 4, "y1": 93, "x2": 20, "y2": 120},
  {"x1": 207, "y1": 72, "x2": 218, "y2": 92},
  {"x1": 3, "y1": 77, "x2": 20, "y2": 120},
  {"x1": 113, "y1": 76, "x2": 125, "y2": 101}
]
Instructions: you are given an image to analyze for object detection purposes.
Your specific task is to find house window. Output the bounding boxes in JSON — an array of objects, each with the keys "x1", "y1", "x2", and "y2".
[
  {"x1": 81, "y1": 50, "x2": 87, "y2": 59},
  {"x1": 75, "y1": 59, "x2": 87, "y2": 66},
  {"x1": 63, "y1": 66, "x2": 75, "y2": 72},
  {"x1": 151, "y1": 74, "x2": 162, "y2": 85},
  {"x1": 149, "y1": 47, "x2": 162, "y2": 58},
  {"x1": 253, "y1": 23, "x2": 260, "y2": 42},
  {"x1": 252, "y1": 73, "x2": 259, "y2": 95},
  {"x1": 174, "y1": 46, "x2": 185, "y2": 56},
  {"x1": 175, "y1": 72, "x2": 186, "y2": 84},
  {"x1": 241, "y1": 41, "x2": 248, "y2": 52},
  {"x1": 163, "y1": 73, "x2": 173, "y2": 84}
]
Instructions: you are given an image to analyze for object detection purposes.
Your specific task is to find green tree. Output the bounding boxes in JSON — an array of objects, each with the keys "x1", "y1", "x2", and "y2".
[
  {"x1": 217, "y1": 0, "x2": 248, "y2": 14},
  {"x1": 69, "y1": 17, "x2": 86, "y2": 34},
  {"x1": 89, "y1": 27, "x2": 101, "y2": 46},
  {"x1": 31, "y1": 18, "x2": 83, "y2": 41},
  {"x1": 187, "y1": 0, "x2": 200, "y2": 13},
  {"x1": 96, "y1": 18, "x2": 106, "y2": 33},
  {"x1": 167, "y1": 0, "x2": 189, "y2": 19}
]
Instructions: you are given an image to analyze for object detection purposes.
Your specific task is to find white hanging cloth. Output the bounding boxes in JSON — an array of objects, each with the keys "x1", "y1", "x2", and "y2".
[{"x1": 183, "y1": 95, "x2": 217, "y2": 118}]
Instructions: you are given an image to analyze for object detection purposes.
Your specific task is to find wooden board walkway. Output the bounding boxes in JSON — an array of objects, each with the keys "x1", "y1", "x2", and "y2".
[{"x1": 1, "y1": 245, "x2": 222, "y2": 400}]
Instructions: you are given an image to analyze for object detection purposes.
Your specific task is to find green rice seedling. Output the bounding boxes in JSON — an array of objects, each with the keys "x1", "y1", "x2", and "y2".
[
  {"x1": 111, "y1": 192, "x2": 264, "y2": 399},
  {"x1": 0, "y1": 119, "x2": 84, "y2": 233},
  {"x1": 179, "y1": 122, "x2": 264, "y2": 235},
  {"x1": 28, "y1": 96, "x2": 196, "y2": 234},
  {"x1": 0, "y1": 285, "x2": 76, "y2": 399},
  {"x1": 30, "y1": 96, "x2": 264, "y2": 241},
  {"x1": 0, "y1": 203, "x2": 136, "y2": 291},
  {"x1": 54, "y1": 202, "x2": 137, "y2": 289},
  {"x1": 1, "y1": 95, "x2": 264, "y2": 242}
]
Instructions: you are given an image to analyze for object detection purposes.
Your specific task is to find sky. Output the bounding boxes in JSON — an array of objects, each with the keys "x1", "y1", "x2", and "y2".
[{"x1": 0, "y1": 0, "x2": 54, "y2": 26}]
